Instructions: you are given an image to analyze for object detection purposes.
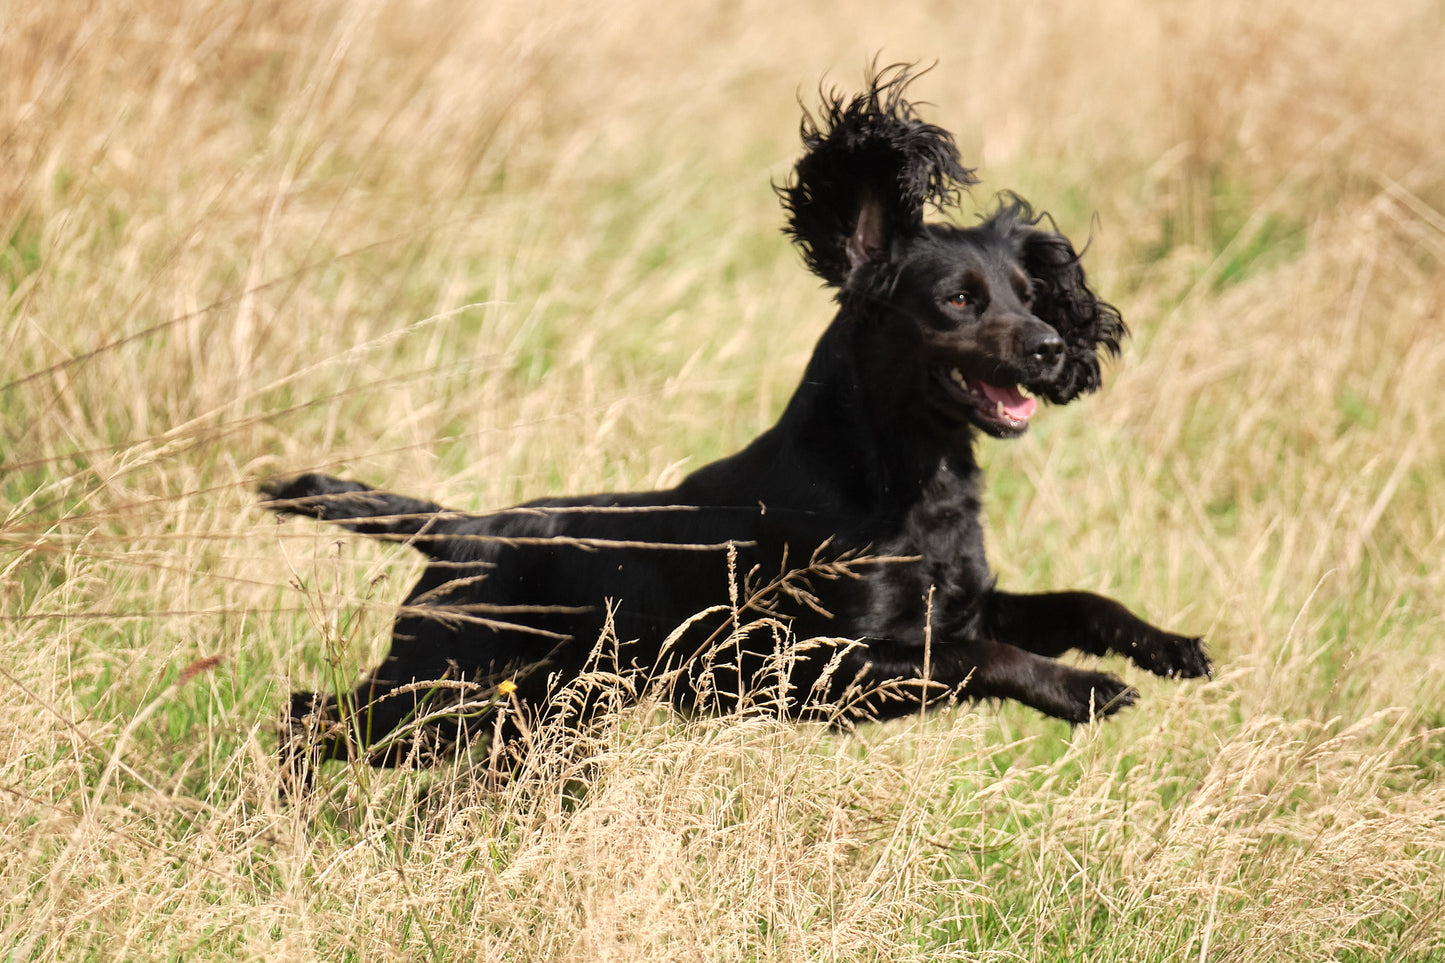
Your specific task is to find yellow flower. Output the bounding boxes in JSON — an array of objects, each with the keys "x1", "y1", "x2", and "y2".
[{"x1": 497, "y1": 680, "x2": 517, "y2": 696}]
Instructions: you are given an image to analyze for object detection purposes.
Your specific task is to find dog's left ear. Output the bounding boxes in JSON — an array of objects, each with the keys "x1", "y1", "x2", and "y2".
[
  {"x1": 780, "y1": 64, "x2": 977, "y2": 292},
  {"x1": 993, "y1": 195, "x2": 1126, "y2": 404}
]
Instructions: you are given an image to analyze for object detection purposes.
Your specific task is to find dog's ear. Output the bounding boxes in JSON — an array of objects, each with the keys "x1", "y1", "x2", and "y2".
[
  {"x1": 992, "y1": 195, "x2": 1127, "y2": 404},
  {"x1": 779, "y1": 64, "x2": 976, "y2": 290}
]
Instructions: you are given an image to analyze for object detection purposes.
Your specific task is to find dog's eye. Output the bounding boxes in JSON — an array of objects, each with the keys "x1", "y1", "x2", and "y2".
[{"x1": 946, "y1": 292, "x2": 973, "y2": 309}]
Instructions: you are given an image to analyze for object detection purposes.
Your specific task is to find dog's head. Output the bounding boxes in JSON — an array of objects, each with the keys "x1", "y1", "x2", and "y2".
[{"x1": 780, "y1": 67, "x2": 1124, "y2": 439}]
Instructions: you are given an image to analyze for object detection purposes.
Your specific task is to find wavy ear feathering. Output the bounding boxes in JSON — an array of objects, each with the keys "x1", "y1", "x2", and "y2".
[
  {"x1": 985, "y1": 193, "x2": 1126, "y2": 404},
  {"x1": 778, "y1": 64, "x2": 977, "y2": 290}
]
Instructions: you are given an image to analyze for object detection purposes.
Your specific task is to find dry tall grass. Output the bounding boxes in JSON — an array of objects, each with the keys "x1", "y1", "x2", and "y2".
[{"x1": 4, "y1": 0, "x2": 1445, "y2": 959}]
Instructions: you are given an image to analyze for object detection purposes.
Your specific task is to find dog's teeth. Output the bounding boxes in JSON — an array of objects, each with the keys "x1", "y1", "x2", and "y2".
[{"x1": 949, "y1": 368, "x2": 965, "y2": 386}]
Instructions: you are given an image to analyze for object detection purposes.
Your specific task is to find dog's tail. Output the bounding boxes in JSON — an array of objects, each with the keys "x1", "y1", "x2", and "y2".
[{"x1": 259, "y1": 473, "x2": 462, "y2": 561}]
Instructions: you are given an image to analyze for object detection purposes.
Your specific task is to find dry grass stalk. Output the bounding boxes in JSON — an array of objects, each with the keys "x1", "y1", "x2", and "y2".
[{"x1": 3, "y1": 0, "x2": 1445, "y2": 958}]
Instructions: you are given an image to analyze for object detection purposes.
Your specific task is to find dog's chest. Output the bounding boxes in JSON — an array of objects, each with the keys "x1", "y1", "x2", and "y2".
[
  {"x1": 847, "y1": 459, "x2": 993, "y2": 640},
  {"x1": 906, "y1": 468, "x2": 990, "y2": 590}
]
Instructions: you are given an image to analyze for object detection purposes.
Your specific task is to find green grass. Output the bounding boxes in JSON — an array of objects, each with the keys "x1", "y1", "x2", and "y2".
[{"x1": 3, "y1": 0, "x2": 1445, "y2": 959}]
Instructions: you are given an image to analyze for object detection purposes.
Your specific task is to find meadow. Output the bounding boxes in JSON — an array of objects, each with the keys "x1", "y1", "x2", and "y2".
[{"x1": 3, "y1": 0, "x2": 1445, "y2": 959}]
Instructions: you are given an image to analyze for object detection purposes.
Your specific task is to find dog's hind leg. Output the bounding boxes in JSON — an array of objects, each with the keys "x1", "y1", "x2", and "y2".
[
  {"x1": 815, "y1": 637, "x2": 1138, "y2": 726},
  {"x1": 280, "y1": 671, "x2": 477, "y2": 792}
]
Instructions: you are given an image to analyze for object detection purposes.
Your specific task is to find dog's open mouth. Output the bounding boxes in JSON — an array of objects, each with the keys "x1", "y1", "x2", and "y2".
[{"x1": 935, "y1": 367, "x2": 1037, "y2": 435}]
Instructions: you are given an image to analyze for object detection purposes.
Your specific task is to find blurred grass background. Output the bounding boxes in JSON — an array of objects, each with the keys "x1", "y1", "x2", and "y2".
[{"x1": 3, "y1": 0, "x2": 1445, "y2": 959}]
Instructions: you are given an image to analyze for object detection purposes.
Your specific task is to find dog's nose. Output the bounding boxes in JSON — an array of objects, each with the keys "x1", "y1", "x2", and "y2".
[{"x1": 1025, "y1": 329, "x2": 1065, "y2": 370}]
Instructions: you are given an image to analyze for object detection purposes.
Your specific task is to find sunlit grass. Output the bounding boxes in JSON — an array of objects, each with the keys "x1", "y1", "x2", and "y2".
[{"x1": 3, "y1": 0, "x2": 1445, "y2": 959}]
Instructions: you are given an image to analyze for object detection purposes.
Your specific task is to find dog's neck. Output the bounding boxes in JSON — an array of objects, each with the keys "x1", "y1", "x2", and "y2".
[{"x1": 769, "y1": 310, "x2": 981, "y2": 514}]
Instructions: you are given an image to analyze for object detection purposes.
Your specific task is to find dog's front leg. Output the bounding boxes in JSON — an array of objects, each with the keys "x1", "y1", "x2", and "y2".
[
  {"x1": 825, "y1": 637, "x2": 1138, "y2": 725},
  {"x1": 984, "y1": 590, "x2": 1211, "y2": 679}
]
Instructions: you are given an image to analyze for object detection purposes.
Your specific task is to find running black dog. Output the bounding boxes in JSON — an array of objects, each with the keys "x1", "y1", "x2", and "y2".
[{"x1": 262, "y1": 67, "x2": 1209, "y2": 780}]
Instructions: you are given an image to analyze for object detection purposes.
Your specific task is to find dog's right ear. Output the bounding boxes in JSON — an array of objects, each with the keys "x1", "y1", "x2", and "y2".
[{"x1": 779, "y1": 64, "x2": 976, "y2": 290}]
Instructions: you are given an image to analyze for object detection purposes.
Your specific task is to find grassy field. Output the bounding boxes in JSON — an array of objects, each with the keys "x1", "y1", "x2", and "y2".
[{"x1": 5, "y1": 0, "x2": 1445, "y2": 959}]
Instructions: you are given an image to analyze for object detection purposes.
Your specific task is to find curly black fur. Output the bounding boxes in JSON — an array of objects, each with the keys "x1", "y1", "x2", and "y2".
[
  {"x1": 779, "y1": 64, "x2": 978, "y2": 289},
  {"x1": 262, "y1": 68, "x2": 1208, "y2": 786},
  {"x1": 987, "y1": 193, "x2": 1126, "y2": 403}
]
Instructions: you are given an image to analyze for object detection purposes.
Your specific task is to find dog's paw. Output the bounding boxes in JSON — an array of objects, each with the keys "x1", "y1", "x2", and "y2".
[
  {"x1": 1126, "y1": 630, "x2": 1212, "y2": 680},
  {"x1": 1062, "y1": 670, "x2": 1138, "y2": 724},
  {"x1": 277, "y1": 691, "x2": 325, "y2": 801}
]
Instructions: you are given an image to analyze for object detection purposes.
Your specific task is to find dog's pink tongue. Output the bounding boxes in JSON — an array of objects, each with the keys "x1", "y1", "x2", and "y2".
[{"x1": 979, "y1": 382, "x2": 1036, "y2": 420}]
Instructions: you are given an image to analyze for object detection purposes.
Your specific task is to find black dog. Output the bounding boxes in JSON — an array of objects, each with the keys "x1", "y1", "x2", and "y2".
[{"x1": 262, "y1": 68, "x2": 1209, "y2": 780}]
